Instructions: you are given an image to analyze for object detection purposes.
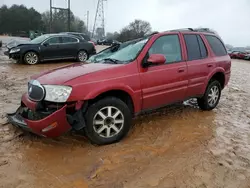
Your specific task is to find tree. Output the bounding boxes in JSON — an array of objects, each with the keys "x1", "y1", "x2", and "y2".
[
  {"x1": 116, "y1": 19, "x2": 152, "y2": 42},
  {"x1": 0, "y1": 4, "x2": 43, "y2": 35}
]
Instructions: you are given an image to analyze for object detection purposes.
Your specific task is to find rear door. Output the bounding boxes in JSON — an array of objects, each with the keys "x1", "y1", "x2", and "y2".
[
  {"x1": 61, "y1": 36, "x2": 80, "y2": 58},
  {"x1": 40, "y1": 36, "x2": 62, "y2": 60},
  {"x1": 183, "y1": 34, "x2": 211, "y2": 97},
  {"x1": 139, "y1": 34, "x2": 188, "y2": 110}
]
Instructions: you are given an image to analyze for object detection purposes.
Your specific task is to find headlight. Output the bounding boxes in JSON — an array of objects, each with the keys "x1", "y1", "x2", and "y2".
[
  {"x1": 43, "y1": 85, "x2": 72, "y2": 103},
  {"x1": 9, "y1": 48, "x2": 20, "y2": 53}
]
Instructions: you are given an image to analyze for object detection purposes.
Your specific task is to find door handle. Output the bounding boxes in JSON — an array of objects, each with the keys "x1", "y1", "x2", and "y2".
[
  {"x1": 207, "y1": 64, "x2": 213, "y2": 67},
  {"x1": 178, "y1": 68, "x2": 185, "y2": 73}
]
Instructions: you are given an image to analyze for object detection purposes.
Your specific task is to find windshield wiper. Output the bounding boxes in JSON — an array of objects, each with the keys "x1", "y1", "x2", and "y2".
[{"x1": 103, "y1": 58, "x2": 119, "y2": 64}]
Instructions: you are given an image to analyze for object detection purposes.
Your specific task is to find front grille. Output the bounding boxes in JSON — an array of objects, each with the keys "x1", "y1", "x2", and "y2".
[{"x1": 28, "y1": 80, "x2": 45, "y2": 102}]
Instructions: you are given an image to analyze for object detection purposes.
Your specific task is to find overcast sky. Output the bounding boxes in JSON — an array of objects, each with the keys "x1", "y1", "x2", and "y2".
[{"x1": 1, "y1": 0, "x2": 250, "y2": 46}]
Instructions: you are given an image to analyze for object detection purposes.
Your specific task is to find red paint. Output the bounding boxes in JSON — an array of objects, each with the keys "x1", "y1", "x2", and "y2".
[
  {"x1": 21, "y1": 93, "x2": 37, "y2": 111},
  {"x1": 20, "y1": 30, "x2": 231, "y2": 138},
  {"x1": 24, "y1": 105, "x2": 71, "y2": 138}
]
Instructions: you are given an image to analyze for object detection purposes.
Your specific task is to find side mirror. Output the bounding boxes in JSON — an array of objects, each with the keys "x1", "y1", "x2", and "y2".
[
  {"x1": 43, "y1": 42, "x2": 49, "y2": 47},
  {"x1": 147, "y1": 54, "x2": 166, "y2": 65}
]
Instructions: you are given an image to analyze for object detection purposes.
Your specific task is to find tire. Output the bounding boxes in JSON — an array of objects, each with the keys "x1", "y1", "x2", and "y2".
[
  {"x1": 77, "y1": 50, "x2": 88, "y2": 62},
  {"x1": 197, "y1": 80, "x2": 221, "y2": 111},
  {"x1": 24, "y1": 51, "x2": 39, "y2": 65},
  {"x1": 84, "y1": 97, "x2": 132, "y2": 145}
]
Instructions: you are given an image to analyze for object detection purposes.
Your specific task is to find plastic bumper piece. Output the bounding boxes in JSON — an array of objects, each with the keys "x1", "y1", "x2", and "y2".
[{"x1": 8, "y1": 105, "x2": 72, "y2": 138}]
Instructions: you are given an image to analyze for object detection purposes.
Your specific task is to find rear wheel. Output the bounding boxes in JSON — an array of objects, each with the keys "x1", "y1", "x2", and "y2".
[
  {"x1": 24, "y1": 51, "x2": 39, "y2": 65},
  {"x1": 197, "y1": 80, "x2": 221, "y2": 111},
  {"x1": 77, "y1": 50, "x2": 88, "y2": 62},
  {"x1": 84, "y1": 97, "x2": 132, "y2": 145}
]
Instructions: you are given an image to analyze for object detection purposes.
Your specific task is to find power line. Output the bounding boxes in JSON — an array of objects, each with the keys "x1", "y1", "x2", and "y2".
[
  {"x1": 92, "y1": 0, "x2": 107, "y2": 38},
  {"x1": 49, "y1": 0, "x2": 71, "y2": 32}
]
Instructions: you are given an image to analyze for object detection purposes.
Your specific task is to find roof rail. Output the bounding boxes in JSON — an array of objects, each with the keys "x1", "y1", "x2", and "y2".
[{"x1": 166, "y1": 27, "x2": 216, "y2": 34}]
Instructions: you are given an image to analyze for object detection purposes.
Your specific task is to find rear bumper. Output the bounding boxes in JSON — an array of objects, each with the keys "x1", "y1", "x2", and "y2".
[{"x1": 7, "y1": 94, "x2": 72, "y2": 138}]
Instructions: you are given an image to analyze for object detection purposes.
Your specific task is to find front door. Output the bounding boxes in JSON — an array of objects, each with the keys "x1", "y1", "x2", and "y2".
[
  {"x1": 139, "y1": 34, "x2": 188, "y2": 110},
  {"x1": 40, "y1": 36, "x2": 62, "y2": 60}
]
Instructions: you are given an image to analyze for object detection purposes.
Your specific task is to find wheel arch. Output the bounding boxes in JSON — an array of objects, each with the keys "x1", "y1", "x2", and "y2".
[
  {"x1": 22, "y1": 50, "x2": 40, "y2": 63},
  {"x1": 85, "y1": 87, "x2": 137, "y2": 115},
  {"x1": 208, "y1": 71, "x2": 225, "y2": 89}
]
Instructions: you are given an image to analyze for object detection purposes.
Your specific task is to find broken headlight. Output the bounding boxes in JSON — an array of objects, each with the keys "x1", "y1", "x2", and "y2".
[{"x1": 43, "y1": 85, "x2": 72, "y2": 103}]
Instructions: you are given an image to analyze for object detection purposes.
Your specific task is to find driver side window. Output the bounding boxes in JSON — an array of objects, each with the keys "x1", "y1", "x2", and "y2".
[{"x1": 148, "y1": 35, "x2": 182, "y2": 64}]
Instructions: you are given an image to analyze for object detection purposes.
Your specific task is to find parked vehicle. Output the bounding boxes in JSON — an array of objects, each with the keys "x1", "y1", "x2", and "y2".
[
  {"x1": 244, "y1": 53, "x2": 250, "y2": 60},
  {"x1": 97, "y1": 38, "x2": 121, "y2": 46},
  {"x1": 229, "y1": 51, "x2": 248, "y2": 59},
  {"x1": 229, "y1": 51, "x2": 240, "y2": 59},
  {"x1": 5, "y1": 33, "x2": 96, "y2": 65},
  {"x1": 8, "y1": 28, "x2": 231, "y2": 145}
]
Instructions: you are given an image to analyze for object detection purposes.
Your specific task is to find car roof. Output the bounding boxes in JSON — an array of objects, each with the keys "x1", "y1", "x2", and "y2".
[{"x1": 151, "y1": 28, "x2": 218, "y2": 37}]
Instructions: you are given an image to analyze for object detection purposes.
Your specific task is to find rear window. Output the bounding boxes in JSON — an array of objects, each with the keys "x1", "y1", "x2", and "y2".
[{"x1": 205, "y1": 35, "x2": 227, "y2": 56}]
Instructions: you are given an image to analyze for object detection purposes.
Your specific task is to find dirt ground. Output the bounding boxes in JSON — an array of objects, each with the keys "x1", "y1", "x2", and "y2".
[{"x1": 0, "y1": 45, "x2": 250, "y2": 188}]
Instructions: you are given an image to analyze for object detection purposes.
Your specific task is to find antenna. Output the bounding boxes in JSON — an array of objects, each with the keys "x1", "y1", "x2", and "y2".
[{"x1": 92, "y1": 0, "x2": 107, "y2": 38}]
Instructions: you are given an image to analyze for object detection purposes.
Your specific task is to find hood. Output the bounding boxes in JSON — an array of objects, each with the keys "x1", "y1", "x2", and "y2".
[
  {"x1": 7, "y1": 39, "x2": 31, "y2": 49},
  {"x1": 31, "y1": 63, "x2": 123, "y2": 85}
]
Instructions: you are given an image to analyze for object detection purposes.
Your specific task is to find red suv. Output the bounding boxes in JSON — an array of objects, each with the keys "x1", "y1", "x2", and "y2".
[{"x1": 8, "y1": 28, "x2": 231, "y2": 145}]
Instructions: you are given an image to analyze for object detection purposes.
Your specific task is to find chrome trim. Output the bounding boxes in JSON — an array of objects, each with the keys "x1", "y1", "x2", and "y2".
[
  {"x1": 28, "y1": 80, "x2": 45, "y2": 102},
  {"x1": 41, "y1": 36, "x2": 79, "y2": 46}
]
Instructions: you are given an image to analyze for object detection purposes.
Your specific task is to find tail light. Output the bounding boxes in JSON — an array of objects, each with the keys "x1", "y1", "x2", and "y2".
[{"x1": 89, "y1": 41, "x2": 96, "y2": 49}]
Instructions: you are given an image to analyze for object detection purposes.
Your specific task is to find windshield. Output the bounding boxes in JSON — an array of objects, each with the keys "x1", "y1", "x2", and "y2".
[
  {"x1": 87, "y1": 38, "x2": 147, "y2": 63},
  {"x1": 30, "y1": 35, "x2": 50, "y2": 44},
  {"x1": 107, "y1": 38, "x2": 149, "y2": 63}
]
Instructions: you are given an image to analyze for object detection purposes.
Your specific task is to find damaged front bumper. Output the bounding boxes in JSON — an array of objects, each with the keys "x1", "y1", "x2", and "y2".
[{"x1": 7, "y1": 94, "x2": 73, "y2": 138}]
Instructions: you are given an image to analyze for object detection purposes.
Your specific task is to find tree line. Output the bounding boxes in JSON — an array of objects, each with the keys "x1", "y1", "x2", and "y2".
[
  {"x1": 0, "y1": 4, "x2": 87, "y2": 36},
  {"x1": 0, "y1": 4, "x2": 152, "y2": 42}
]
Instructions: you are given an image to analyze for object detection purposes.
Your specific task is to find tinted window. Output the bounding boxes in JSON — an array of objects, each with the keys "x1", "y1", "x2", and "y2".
[
  {"x1": 148, "y1": 35, "x2": 182, "y2": 64},
  {"x1": 62, "y1": 37, "x2": 78, "y2": 43},
  {"x1": 80, "y1": 34, "x2": 90, "y2": 41},
  {"x1": 197, "y1": 35, "x2": 208, "y2": 58},
  {"x1": 46, "y1": 37, "x2": 61, "y2": 44},
  {"x1": 205, "y1": 35, "x2": 227, "y2": 56},
  {"x1": 184, "y1": 34, "x2": 201, "y2": 61}
]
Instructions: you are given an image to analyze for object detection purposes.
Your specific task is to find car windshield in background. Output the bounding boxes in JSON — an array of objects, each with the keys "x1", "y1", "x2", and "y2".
[
  {"x1": 87, "y1": 39, "x2": 144, "y2": 63},
  {"x1": 107, "y1": 38, "x2": 149, "y2": 63},
  {"x1": 30, "y1": 35, "x2": 50, "y2": 44},
  {"x1": 93, "y1": 38, "x2": 149, "y2": 64}
]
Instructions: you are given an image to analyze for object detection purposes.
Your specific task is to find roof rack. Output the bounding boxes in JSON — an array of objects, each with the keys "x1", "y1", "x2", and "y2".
[{"x1": 166, "y1": 28, "x2": 216, "y2": 34}]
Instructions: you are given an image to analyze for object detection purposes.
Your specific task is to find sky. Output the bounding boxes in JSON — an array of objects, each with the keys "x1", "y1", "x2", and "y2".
[{"x1": 1, "y1": 0, "x2": 250, "y2": 47}]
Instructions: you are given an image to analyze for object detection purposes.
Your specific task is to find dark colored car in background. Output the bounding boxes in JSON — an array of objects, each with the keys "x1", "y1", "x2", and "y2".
[
  {"x1": 60, "y1": 32, "x2": 96, "y2": 46},
  {"x1": 6, "y1": 33, "x2": 96, "y2": 65},
  {"x1": 97, "y1": 38, "x2": 121, "y2": 46}
]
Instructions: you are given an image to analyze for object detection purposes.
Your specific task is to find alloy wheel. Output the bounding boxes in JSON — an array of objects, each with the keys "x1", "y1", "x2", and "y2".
[
  {"x1": 25, "y1": 52, "x2": 38, "y2": 65},
  {"x1": 208, "y1": 85, "x2": 219, "y2": 106},
  {"x1": 78, "y1": 51, "x2": 88, "y2": 62},
  {"x1": 93, "y1": 106, "x2": 124, "y2": 138}
]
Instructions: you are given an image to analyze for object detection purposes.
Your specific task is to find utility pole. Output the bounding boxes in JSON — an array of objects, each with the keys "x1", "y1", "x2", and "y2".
[
  {"x1": 87, "y1": 11, "x2": 89, "y2": 32},
  {"x1": 92, "y1": 0, "x2": 107, "y2": 38},
  {"x1": 49, "y1": 0, "x2": 71, "y2": 32}
]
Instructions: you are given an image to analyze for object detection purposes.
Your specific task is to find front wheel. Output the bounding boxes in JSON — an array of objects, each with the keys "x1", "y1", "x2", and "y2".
[
  {"x1": 197, "y1": 80, "x2": 221, "y2": 111},
  {"x1": 84, "y1": 97, "x2": 132, "y2": 145},
  {"x1": 24, "y1": 51, "x2": 39, "y2": 65}
]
